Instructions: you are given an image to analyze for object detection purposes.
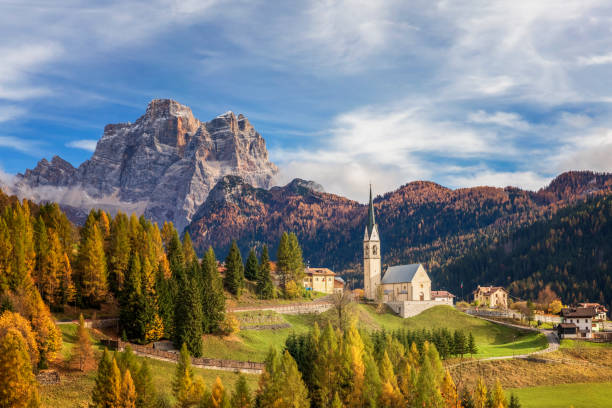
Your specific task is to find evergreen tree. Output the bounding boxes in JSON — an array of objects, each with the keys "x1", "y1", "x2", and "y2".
[
  {"x1": 172, "y1": 344, "x2": 206, "y2": 408},
  {"x1": 91, "y1": 349, "x2": 122, "y2": 408},
  {"x1": 256, "y1": 246, "x2": 274, "y2": 299},
  {"x1": 287, "y1": 233, "x2": 304, "y2": 284},
  {"x1": 223, "y1": 241, "x2": 244, "y2": 297},
  {"x1": 330, "y1": 392, "x2": 343, "y2": 408},
  {"x1": 379, "y1": 350, "x2": 402, "y2": 407},
  {"x1": 201, "y1": 247, "x2": 225, "y2": 333},
  {"x1": 508, "y1": 394, "x2": 521, "y2": 408},
  {"x1": 120, "y1": 369, "x2": 137, "y2": 408},
  {"x1": 70, "y1": 314, "x2": 95, "y2": 372},
  {"x1": 78, "y1": 223, "x2": 108, "y2": 307},
  {"x1": 120, "y1": 254, "x2": 146, "y2": 342},
  {"x1": 468, "y1": 332, "x2": 478, "y2": 356},
  {"x1": 108, "y1": 212, "x2": 131, "y2": 294},
  {"x1": 58, "y1": 252, "x2": 76, "y2": 307},
  {"x1": 453, "y1": 330, "x2": 467, "y2": 358},
  {"x1": 276, "y1": 233, "x2": 291, "y2": 289},
  {"x1": 166, "y1": 231, "x2": 185, "y2": 277},
  {"x1": 244, "y1": 249, "x2": 259, "y2": 281},
  {"x1": 0, "y1": 328, "x2": 39, "y2": 408},
  {"x1": 230, "y1": 374, "x2": 251, "y2": 408},
  {"x1": 415, "y1": 345, "x2": 444, "y2": 408},
  {"x1": 173, "y1": 276, "x2": 204, "y2": 357},
  {"x1": 134, "y1": 360, "x2": 156, "y2": 408},
  {"x1": 155, "y1": 266, "x2": 176, "y2": 339},
  {"x1": 182, "y1": 233, "x2": 197, "y2": 266}
]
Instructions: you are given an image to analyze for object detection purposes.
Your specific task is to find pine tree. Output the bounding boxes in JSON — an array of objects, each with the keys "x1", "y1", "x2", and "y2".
[
  {"x1": 508, "y1": 394, "x2": 521, "y2": 408},
  {"x1": 71, "y1": 314, "x2": 95, "y2": 371},
  {"x1": 379, "y1": 350, "x2": 402, "y2": 407},
  {"x1": 440, "y1": 370, "x2": 458, "y2": 408},
  {"x1": 134, "y1": 359, "x2": 156, "y2": 408},
  {"x1": 468, "y1": 332, "x2": 478, "y2": 356},
  {"x1": 0, "y1": 218, "x2": 13, "y2": 290},
  {"x1": 172, "y1": 344, "x2": 206, "y2": 408},
  {"x1": 78, "y1": 223, "x2": 108, "y2": 306},
  {"x1": 91, "y1": 349, "x2": 122, "y2": 408},
  {"x1": 474, "y1": 377, "x2": 488, "y2": 408},
  {"x1": 210, "y1": 377, "x2": 227, "y2": 408},
  {"x1": 155, "y1": 266, "x2": 176, "y2": 339},
  {"x1": 224, "y1": 241, "x2": 244, "y2": 297},
  {"x1": 244, "y1": 249, "x2": 259, "y2": 281},
  {"x1": 120, "y1": 369, "x2": 137, "y2": 408},
  {"x1": 278, "y1": 350, "x2": 310, "y2": 408},
  {"x1": 415, "y1": 346, "x2": 444, "y2": 408},
  {"x1": 173, "y1": 274, "x2": 204, "y2": 356},
  {"x1": 120, "y1": 254, "x2": 146, "y2": 342},
  {"x1": 59, "y1": 252, "x2": 76, "y2": 307},
  {"x1": 287, "y1": 233, "x2": 304, "y2": 284},
  {"x1": 344, "y1": 323, "x2": 366, "y2": 407},
  {"x1": 492, "y1": 379, "x2": 507, "y2": 408},
  {"x1": 0, "y1": 328, "x2": 40, "y2": 408},
  {"x1": 182, "y1": 233, "x2": 197, "y2": 266},
  {"x1": 108, "y1": 213, "x2": 131, "y2": 294},
  {"x1": 166, "y1": 230, "x2": 185, "y2": 277},
  {"x1": 276, "y1": 232, "x2": 291, "y2": 289},
  {"x1": 230, "y1": 374, "x2": 251, "y2": 408},
  {"x1": 201, "y1": 247, "x2": 225, "y2": 333},
  {"x1": 453, "y1": 330, "x2": 466, "y2": 358},
  {"x1": 256, "y1": 245, "x2": 274, "y2": 299}
]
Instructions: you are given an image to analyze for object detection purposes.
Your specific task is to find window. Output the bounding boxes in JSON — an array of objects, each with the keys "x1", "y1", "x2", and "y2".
[{"x1": 373, "y1": 245, "x2": 378, "y2": 255}]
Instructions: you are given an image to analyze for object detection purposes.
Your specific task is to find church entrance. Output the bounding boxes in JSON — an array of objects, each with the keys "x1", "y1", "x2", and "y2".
[{"x1": 419, "y1": 293, "x2": 424, "y2": 301}]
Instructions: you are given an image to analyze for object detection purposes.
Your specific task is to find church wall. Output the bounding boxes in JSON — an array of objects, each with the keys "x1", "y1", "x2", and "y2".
[{"x1": 387, "y1": 300, "x2": 453, "y2": 318}]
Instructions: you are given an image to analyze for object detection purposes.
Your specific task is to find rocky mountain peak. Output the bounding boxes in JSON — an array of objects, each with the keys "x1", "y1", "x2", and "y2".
[{"x1": 13, "y1": 100, "x2": 279, "y2": 231}]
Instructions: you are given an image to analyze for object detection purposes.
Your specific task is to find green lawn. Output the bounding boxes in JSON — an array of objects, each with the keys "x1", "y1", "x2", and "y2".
[
  {"x1": 201, "y1": 304, "x2": 547, "y2": 361},
  {"x1": 43, "y1": 324, "x2": 259, "y2": 408},
  {"x1": 560, "y1": 339, "x2": 612, "y2": 349},
  {"x1": 508, "y1": 382, "x2": 612, "y2": 408}
]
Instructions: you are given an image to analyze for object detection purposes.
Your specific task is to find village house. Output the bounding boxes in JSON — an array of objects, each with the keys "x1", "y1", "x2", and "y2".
[
  {"x1": 578, "y1": 302, "x2": 608, "y2": 331},
  {"x1": 558, "y1": 307, "x2": 597, "y2": 339},
  {"x1": 431, "y1": 290, "x2": 456, "y2": 304},
  {"x1": 334, "y1": 277, "x2": 345, "y2": 294},
  {"x1": 473, "y1": 286, "x2": 508, "y2": 308},
  {"x1": 303, "y1": 267, "x2": 335, "y2": 294}
]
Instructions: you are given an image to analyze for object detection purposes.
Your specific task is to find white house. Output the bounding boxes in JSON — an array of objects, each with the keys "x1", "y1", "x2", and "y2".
[{"x1": 559, "y1": 307, "x2": 597, "y2": 339}]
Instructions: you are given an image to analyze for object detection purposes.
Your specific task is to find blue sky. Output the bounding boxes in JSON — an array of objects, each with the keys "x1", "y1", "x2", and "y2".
[{"x1": 1, "y1": 0, "x2": 612, "y2": 202}]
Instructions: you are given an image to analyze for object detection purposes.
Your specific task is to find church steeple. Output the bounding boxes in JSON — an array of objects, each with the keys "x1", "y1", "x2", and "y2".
[{"x1": 367, "y1": 184, "x2": 376, "y2": 238}]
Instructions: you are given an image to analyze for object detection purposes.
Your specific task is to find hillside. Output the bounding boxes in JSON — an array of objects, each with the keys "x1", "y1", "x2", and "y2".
[
  {"x1": 187, "y1": 171, "x2": 612, "y2": 288},
  {"x1": 438, "y1": 194, "x2": 612, "y2": 311}
]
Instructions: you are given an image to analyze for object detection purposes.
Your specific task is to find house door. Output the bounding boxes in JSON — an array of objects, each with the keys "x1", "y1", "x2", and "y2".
[{"x1": 420, "y1": 293, "x2": 424, "y2": 301}]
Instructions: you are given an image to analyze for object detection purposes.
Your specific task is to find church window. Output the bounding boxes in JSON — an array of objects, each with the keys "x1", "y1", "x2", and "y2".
[{"x1": 373, "y1": 245, "x2": 378, "y2": 255}]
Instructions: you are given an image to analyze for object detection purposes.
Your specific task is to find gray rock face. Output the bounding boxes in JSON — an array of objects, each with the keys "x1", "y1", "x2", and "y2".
[{"x1": 13, "y1": 99, "x2": 278, "y2": 231}]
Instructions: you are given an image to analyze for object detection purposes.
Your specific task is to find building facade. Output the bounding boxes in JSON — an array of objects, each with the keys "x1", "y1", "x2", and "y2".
[
  {"x1": 473, "y1": 286, "x2": 508, "y2": 308},
  {"x1": 381, "y1": 264, "x2": 431, "y2": 302},
  {"x1": 559, "y1": 307, "x2": 597, "y2": 339},
  {"x1": 363, "y1": 185, "x2": 381, "y2": 300},
  {"x1": 431, "y1": 290, "x2": 455, "y2": 303},
  {"x1": 303, "y1": 267, "x2": 336, "y2": 294}
]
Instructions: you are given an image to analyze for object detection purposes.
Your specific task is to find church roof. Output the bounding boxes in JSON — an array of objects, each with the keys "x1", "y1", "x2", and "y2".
[
  {"x1": 366, "y1": 184, "x2": 376, "y2": 239},
  {"x1": 381, "y1": 263, "x2": 425, "y2": 284}
]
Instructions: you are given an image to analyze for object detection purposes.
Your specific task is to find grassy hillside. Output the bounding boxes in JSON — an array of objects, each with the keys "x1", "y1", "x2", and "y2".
[
  {"x1": 201, "y1": 305, "x2": 546, "y2": 362},
  {"x1": 509, "y1": 383, "x2": 612, "y2": 408},
  {"x1": 41, "y1": 324, "x2": 259, "y2": 408}
]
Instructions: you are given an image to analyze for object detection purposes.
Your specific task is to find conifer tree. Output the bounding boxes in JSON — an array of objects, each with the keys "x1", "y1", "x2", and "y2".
[
  {"x1": 210, "y1": 377, "x2": 227, "y2": 408},
  {"x1": 415, "y1": 345, "x2": 444, "y2": 408},
  {"x1": 173, "y1": 275, "x2": 204, "y2": 357},
  {"x1": 0, "y1": 311, "x2": 40, "y2": 367},
  {"x1": 120, "y1": 254, "x2": 146, "y2": 342},
  {"x1": 0, "y1": 218, "x2": 13, "y2": 290},
  {"x1": 134, "y1": 359, "x2": 156, "y2": 408},
  {"x1": 78, "y1": 223, "x2": 108, "y2": 306},
  {"x1": 71, "y1": 314, "x2": 95, "y2": 372},
  {"x1": 287, "y1": 233, "x2": 304, "y2": 284},
  {"x1": 244, "y1": 249, "x2": 259, "y2": 281},
  {"x1": 276, "y1": 233, "x2": 291, "y2": 289},
  {"x1": 278, "y1": 350, "x2": 310, "y2": 408},
  {"x1": 108, "y1": 213, "x2": 131, "y2": 294},
  {"x1": 201, "y1": 247, "x2": 225, "y2": 333},
  {"x1": 224, "y1": 241, "x2": 244, "y2": 297},
  {"x1": 474, "y1": 377, "x2": 488, "y2": 408},
  {"x1": 155, "y1": 265, "x2": 176, "y2": 339},
  {"x1": 182, "y1": 233, "x2": 197, "y2": 266},
  {"x1": 331, "y1": 392, "x2": 343, "y2": 408},
  {"x1": 313, "y1": 323, "x2": 341, "y2": 406},
  {"x1": 230, "y1": 374, "x2": 251, "y2": 408},
  {"x1": 0, "y1": 328, "x2": 40, "y2": 408},
  {"x1": 379, "y1": 350, "x2": 402, "y2": 407},
  {"x1": 344, "y1": 323, "x2": 366, "y2": 407},
  {"x1": 508, "y1": 394, "x2": 521, "y2": 408},
  {"x1": 167, "y1": 231, "x2": 186, "y2": 277},
  {"x1": 453, "y1": 330, "x2": 466, "y2": 358},
  {"x1": 468, "y1": 332, "x2": 478, "y2": 356},
  {"x1": 121, "y1": 369, "x2": 137, "y2": 408},
  {"x1": 59, "y1": 252, "x2": 76, "y2": 307},
  {"x1": 256, "y1": 245, "x2": 274, "y2": 299},
  {"x1": 492, "y1": 379, "x2": 508, "y2": 408},
  {"x1": 91, "y1": 349, "x2": 122, "y2": 408},
  {"x1": 440, "y1": 370, "x2": 458, "y2": 408},
  {"x1": 172, "y1": 344, "x2": 206, "y2": 408}
]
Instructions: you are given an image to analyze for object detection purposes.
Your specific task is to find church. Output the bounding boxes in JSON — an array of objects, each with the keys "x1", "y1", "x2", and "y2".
[{"x1": 363, "y1": 186, "x2": 451, "y2": 316}]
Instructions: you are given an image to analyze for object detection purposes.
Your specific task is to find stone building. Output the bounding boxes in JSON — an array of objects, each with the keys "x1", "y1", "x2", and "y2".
[
  {"x1": 473, "y1": 286, "x2": 508, "y2": 308},
  {"x1": 381, "y1": 264, "x2": 431, "y2": 302},
  {"x1": 559, "y1": 307, "x2": 597, "y2": 339},
  {"x1": 303, "y1": 267, "x2": 336, "y2": 294}
]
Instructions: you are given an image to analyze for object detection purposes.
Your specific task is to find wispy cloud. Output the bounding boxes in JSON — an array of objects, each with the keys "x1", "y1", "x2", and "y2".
[
  {"x1": 66, "y1": 139, "x2": 98, "y2": 151},
  {"x1": 468, "y1": 110, "x2": 530, "y2": 131},
  {"x1": 0, "y1": 136, "x2": 43, "y2": 156}
]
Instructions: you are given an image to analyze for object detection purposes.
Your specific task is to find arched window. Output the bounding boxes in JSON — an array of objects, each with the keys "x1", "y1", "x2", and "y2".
[{"x1": 373, "y1": 245, "x2": 378, "y2": 255}]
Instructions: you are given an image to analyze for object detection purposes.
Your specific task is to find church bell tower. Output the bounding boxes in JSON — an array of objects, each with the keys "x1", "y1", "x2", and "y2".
[{"x1": 364, "y1": 185, "x2": 381, "y2": 300}]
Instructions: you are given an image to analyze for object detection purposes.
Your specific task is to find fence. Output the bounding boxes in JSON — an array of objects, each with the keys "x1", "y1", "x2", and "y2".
[{"x1": 101, "y1": 340, "x2": 264, "y2": 373}]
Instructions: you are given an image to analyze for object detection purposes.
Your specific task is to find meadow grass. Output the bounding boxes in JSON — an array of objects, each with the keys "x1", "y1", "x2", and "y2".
[
  {"x1": 560, "y1": 339, "x2": 612, "y2": 349},
  {"x1": 508, "y1": 382, "x2": 612, "y2": 408}
]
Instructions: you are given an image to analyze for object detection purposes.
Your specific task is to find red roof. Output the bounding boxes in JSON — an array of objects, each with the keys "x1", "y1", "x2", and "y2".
[{"x1": 431, "y1": 290, "x2": 455, "y2": 298}]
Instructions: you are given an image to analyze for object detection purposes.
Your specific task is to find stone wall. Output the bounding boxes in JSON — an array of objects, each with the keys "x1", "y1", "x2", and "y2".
[
  {"x1": 386, "y1": 299, "x2": 453, "y2": 318},
  {"x1": 229, "y1": 302, "x2": 332, "y2": 315},
  {"x1": 36, "y1": 369, "x2": 60, "y2": 385}
]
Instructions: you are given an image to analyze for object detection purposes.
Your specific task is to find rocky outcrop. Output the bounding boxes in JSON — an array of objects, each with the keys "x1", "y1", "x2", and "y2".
[{"x1": 12, "y1": 99, "x2": 278, "y2": 231}]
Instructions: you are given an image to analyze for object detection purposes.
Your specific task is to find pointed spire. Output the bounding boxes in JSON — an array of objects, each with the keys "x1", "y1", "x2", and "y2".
[{"x1": 367, "y1": 184, "x2": 376, "y2": 238}]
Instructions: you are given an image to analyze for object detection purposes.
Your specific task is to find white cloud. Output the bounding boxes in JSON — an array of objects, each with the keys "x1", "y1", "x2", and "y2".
[
  {"x1": 443, "y1": 170, "x2": 552, "y2": 191},
  {"x1": 66, "y1": 139, "x2": 98, "y2": 151},
  {"x1": 0, "y1": 106, "x2": 26, "y2": 123},
  {"x1": 468, "y1": 110, "x2": 530, "y2": 131},
  {"x1": 0, "y1": 136, "x2": 43, "y2": 156},
  {"x1": 577, "y1": 53, "x2": 612, "y2": 66},
  {"x1": 558, "y1": 112, "x2": 592, "y2": 128}
]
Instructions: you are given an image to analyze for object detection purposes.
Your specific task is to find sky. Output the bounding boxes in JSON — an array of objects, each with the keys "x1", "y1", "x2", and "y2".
[{"x1": 1, "y1": 0, "x2": 612, "y2": 202}]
